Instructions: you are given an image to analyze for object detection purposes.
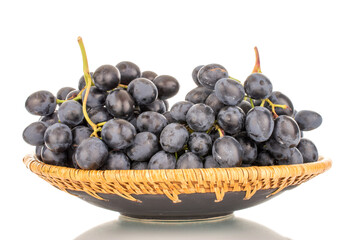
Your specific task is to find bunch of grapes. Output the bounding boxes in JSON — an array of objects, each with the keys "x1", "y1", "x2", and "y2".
[{"x1": 23, "y1": 38, "x2": 322, "y2": 170}]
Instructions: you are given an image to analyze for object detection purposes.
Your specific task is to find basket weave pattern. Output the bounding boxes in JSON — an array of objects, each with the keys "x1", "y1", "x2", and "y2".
[{"x1": 23, "y1": 154, "x2": 331, "y2": 203}]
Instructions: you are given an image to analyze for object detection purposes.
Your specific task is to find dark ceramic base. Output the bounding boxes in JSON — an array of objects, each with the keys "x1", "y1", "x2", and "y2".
[{"x1": 69, "y1": 186, "x2": 297, "y2": 220}]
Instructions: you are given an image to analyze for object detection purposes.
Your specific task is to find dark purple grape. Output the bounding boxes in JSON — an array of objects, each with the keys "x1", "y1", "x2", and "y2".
[
  {"x1": 25, "y1": 90, "x2": 57, "y2": 116},
  {"x1": 35, "y1": 145, "x2": 42, "y2": 160},
  {"x1": 141, "y1": 71, "x2": 157, "y2": 81},
  {"x1": 186, "y1": 103, "x2": 215, "y2": 132},
  {"x1": 66, "y1": 90, "x2": 80, "y2": 101},
  {"x1": 78, "y1": 72, "x2": 94, "y2": 90},
  {"x1": 127, "y1": 78, "x2": 158, "y2": 105},
  {"x1": 237, "y1": 100, "x2": 252, "y2": 114},
  {"x1": 185, "y1": 86, "x2": 213, "y2": 104},
  {"x1": 295, "y1": 110, "x2": 322, "y2": 131},
  {"x1": 204, "y1": 155, "x2": 220, "y2": 168},
  {"x1": 131, "y1": 161, "x2": 148, "y2": 170},
  {"x1": 170, "y1": 101, "x2": 194, "y2": 122},
  {"x1": 137, "y1": 111, "x2": 168, "y2": 135},
  {"x1": 93, "y1": 65, "x2": 120, "y2": 91},
  {"x1": 160, "y1": 123, "x2": 189, "y2": 153},
  {"x1": 71, "y1": 126, "x2": 93, "y2": 148},
  {"x1": 267, "y1": 91, "x2": 294, "y2": 116},
  {"x1": 297, "y1": 138, "x2": 318, "y2": 163},
  {"x1": 264, "y1": 138, "x2": 292, "y2": 161},
  {"x1": 148, "y1": 151, "x2": 176, "y2": 169},
  {"x1": 212, "y1": 136, "x2": 243, "y2": 167},
  {"x1": 57, "y1": 87, "x2": 75, "y2": 102},
  {"x1": 197, "y1": 64, "x2": 229, "y2": 89},
  {"x1": 41, "y1": 146, "x2": 68, "y2": 166},
  {"x1": 75, "y1": 137, "x2": 108, "y2": 170},
  {"x1": 188, "y1": 132, "x2": 212, "y2": 157},
  {"x1": 192, "y1": 65, "x2": 204, "y2": 86},
  {"x1": 253, "y1": 151, "x2": 275, "y2": 166},
  {"x1": 217, "y1": 106, "x2": 245, "y2": 135},
  {"x1": 153, "y1": 75, "x2": 180, "y2": 100},
  {"x1": 277, "y1": 148, "x2": 303, "y2": 165},
  {"x1": 115, "y1": 61, "x2": 141, "y2": 85},
  {"x1": 101, "y1": 119, "x2": 136, "y2": 150},
  {"x1": 126, "y1": 132, "x2": 159, "y2": 162},
  {"x1": 236, "y1": 137, "x2": 258, "y2": 165},
  {"x1": 273, "y1": 115, "x2": 300, "y2": 148},
  {"x1": 23, "y1": 121, "x2": 48, "y2": 146},
  {"x1": 88, "y1": 106, "x2": 113, "y2": 125},
  {"x1": 245, "y1": 107, "x2": 274, "y2": 142},
  {"x1": 163, "y1": 111, "x2": 176, "y2": 124},
  {"x1": 140, "y1": 99, "x2": 166, "y2": 113},
  {"x1": 209, "y1": 130, "x2": 220, "y2": 142},
  {"x1": 244, "y1": 73, "x2": 273, "y2": 99},
  {"x1": 58, "y1": 100, "x2": 84, "y2": 127},
  {"x1": 105, "y1": 89, "x2": 134, "y2": 119},
  {"x1": 164, "y1": 100, "x2": 169, "y2": 111},
  {"x1": 101, "y1": 151, "x2": 130, "y2": 170},
  {"x1": 176, "y1": 152, "x2": 203, "y2": 169},
  {"x1": 214, "y1": 78, "x2": 245, "y2": 105},
  {"x1": 39, "y1": 111, "x2": 59, "y2": 126},
  {"x1": 44, "y1": 123, "x2": 72, "y2": 152},
  {"x1": 81, "y1": 86, "x2": 107, "y2": 108},
  {"x1": 205, "y1": 92, "x2": 225, "y2": 115}
]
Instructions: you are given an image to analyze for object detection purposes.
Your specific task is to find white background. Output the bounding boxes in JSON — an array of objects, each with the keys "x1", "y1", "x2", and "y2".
[{"x1": 1, "y1": 0, "x2": 359, "y2": 239}]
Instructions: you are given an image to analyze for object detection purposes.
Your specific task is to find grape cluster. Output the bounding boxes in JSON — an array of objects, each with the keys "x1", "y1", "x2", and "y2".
[{"x1": 23, "y1": 40, "x2": 322, "y2": 170}]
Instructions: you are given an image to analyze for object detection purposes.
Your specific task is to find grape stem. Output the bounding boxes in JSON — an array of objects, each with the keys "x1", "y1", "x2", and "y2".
[
  {"x1": 229, "y1": 76, "x2": 243, "y2": 85},
  {"x1": 78, "y1": 36, "x2": 99, "y2": 137},
  {"x1": 249, "y1": 98, "x2": 255, "y2": 108},
  {"x1": 215, "y1": 124, "x2": 224, "y2": 138},
  {"x1": 265, "y1": 99, "x2": 290, "y2": 118},
  {"x1": 56, "y1": 88, "x2": 85, "y2": 104},
  {"x1": 252, "y1": 46, "x2": 262, "y2": 73},
  {"x1": 118, "y1": 84, "x2": 128, "y2": 89}
]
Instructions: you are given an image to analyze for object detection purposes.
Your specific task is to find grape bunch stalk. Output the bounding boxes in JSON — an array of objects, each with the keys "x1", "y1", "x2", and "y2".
[{"x1": 23, "y1": 38, "x2": 322, "y2": 170}]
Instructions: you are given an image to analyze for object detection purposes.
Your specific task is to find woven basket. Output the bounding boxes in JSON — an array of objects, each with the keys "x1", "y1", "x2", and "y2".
[{"x1": 24, "y1": 154, "x2": 331, "y2": 204}]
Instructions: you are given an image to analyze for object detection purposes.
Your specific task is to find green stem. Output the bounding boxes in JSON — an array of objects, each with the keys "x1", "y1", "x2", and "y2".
[
  {"x1": 175, "y1": 152, "x2": 178, "y2": 160},
  {"x1": 250, "y1": 98, "x2": 255, "y2": 108},
  {"x1": 260, "y1": 99, "x2": 266, "y2": 107},
  {"x1": 229, "y1": 76, "x2": 243, "y2": 85}
]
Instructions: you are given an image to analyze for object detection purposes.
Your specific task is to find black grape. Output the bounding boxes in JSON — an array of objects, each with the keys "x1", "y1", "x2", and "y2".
[
  {"x1": 66, "y1": 90, "x2": 80, "y2": 101},
  {"x1": 186, "y1": 103, "x2": 215, "y2": 132},
  {"x1": 41, "y1": 146, "x2": 68, "y2": 166},
  {"x1": 57, "y1": 87, "x2": 75, "y2": 102},
  {"x1": 88, "y1": 106, "x2": 113, "y2": 126},
  {"x1": 263, "y1": 138, "x2": 292, "y2": 161},
  {"x1": 23, "y1": 121, "x2": 49, "y2": 146},
  {"x1": 35, "y1": 145, "x2": 42, "y2": 160},
  {"x1": 160, "y1": 123, "x2": 189, "y2": 153},
  {"x1": 93, "y1": 65, "x2": 120, "y2": 91},
  {"x1": 25, "y1": 90, "x2": 57, "y2": 116},
  {"x1": 252, "y1": 151, "x2": 275, "y2": 166},
  {"x1": 245, "y1": 107, "x2": 274, "y2": 142},
  {"x1": 236, "y1": 136, "x2": 258, "y2": 165},
  {"x1": 244, "y1": 73, "x2": 273, "y2": 99},
  {"x1": 101, "y1": 119, "x2": 136, "y2": 150},
  {"x1": 75, "y1": 137, "x2": 108, "y2": 170},
  {"x1": 197, "y1": 64, "x2": 228, "y2": 89},
  {"x1": 236, "y1": 100, "x2": 252, "y2": 114},
  {"x1": 39, "y1": 111, "x2": 59, "y2": 126},
  {"x1": 101, "y1": 151, "x2": 130, "y2": 170},
  {"x1": 185, "y1": 86, "x2": 213, "y2": 104},
  {"x1": 81, "y1": 86, "x2": 107, "y2": 108},
  {"x1": 205, "y1": 92, "x2": 225, "y2": 115},
  {"x1": 192, "y1": 65, "x2": 204, "y2": 86},
  {"x1": 188, "y1": 132, "x2": 212, "y2": 157},
  {"x1": 140, "y1": 99, "x2": 166, "y2": 113},
  {"x1": 214, "y1": 78, "x2": 245, "y2": 105},
  {"x1": 176, "y1": 152, "x2": 203, "y2": 169},
  {"x1": 127, "y1": 78, "x2": 158, "y2": 105},
  {"x1": 58, "y1": 100, "x2": 84, "y2": 127},
  {"x1": 148, "y1": 151, "x2": 176, "y2": 169},
  {"x1": 277, "y1": 148, "x2": 303, "y2": 165},
  {"x1": 141, "y1": 71, "x2": 158, "y2": 81},
  {"x1": 126, "y1": 132, "x2": 159, "y2": 162},
  {"x1": 204, "y1": 155, "x2": 220, "y2": 168},
  {"x1": 170, "y1": 101, "x2": 194, "y2": 122},
  {"x1": 115, "y1": 61, "x2": 141, "y2": 85},
  {"x1": 212, "y1": 136, "x2": 243, "y2": 167},
  {"x1": 163, "y1": 111, "x2": 176, "y2": 124},
  {"x1": 297, "y1": 138, "x2": 318, "y2": 163},
  {"x1": 153, "y1": 75, "x2": 180, "y2": 100},
  {"x1": 217, "y1": 106, "x2": 245, "y2": 135},
  {"x1": 106, "y1": 89, "x2": 135, "y2": 119},
  {"x1": 295, "y1": 110, "x2": 322, "y2": 131},
  {"x1": 137, "y1": 111, "x2": 168, "y2": 135},
  {"x1": 131, "y1": 161, "x2": 148, "y2": 170},
  {"x1": 272, "y1": 115, "x2": 301, "y2": 148},
  {"x1": 44, "y1": 123, "x2": 72, "y2": 152},
  {"x1": 71, "y1": 126, "x2": 93, "y2": 148}
]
